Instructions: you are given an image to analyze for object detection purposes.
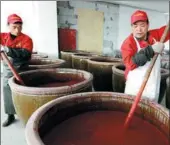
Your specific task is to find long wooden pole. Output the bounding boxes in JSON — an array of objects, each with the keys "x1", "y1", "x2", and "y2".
[{"x1": 1, "y1": 51, "x2": 25, "y2": 85}]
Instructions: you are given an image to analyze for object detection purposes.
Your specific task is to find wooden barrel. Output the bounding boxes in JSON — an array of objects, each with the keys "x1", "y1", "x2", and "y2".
[
  {"x1": 25, "y1": 92, "x2": 169, "y2": 145},
  {"x1": 165, "y1": 77, "x2": 170, "y2": 109},
  {"x1": 8, "y1": 68, "x2": 93, "y2": 124},
  {"x1": 87, "y1": 56, "x2": 122, "y2": 91}
]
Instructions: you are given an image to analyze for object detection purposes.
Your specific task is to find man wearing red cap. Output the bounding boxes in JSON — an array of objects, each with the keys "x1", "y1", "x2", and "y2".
[
  {"x1": 0, "y1": 14, "x2": 33, "y2": 126},
  {"x1": 121, "y1": 10, "x2": 169, "y2": 101}
]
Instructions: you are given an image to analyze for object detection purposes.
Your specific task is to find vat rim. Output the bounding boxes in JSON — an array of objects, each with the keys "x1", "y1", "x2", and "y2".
[
  {"x1": 28, "y1": 58, "x2": 65, "y2": 68},
  {"x1": 8, "y1": 68, "x2": 93, "y2": 95}
]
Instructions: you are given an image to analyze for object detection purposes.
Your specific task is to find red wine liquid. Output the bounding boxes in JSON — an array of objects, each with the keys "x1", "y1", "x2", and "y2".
[{"x1": 43, "y1": 111, "x2": 169, "y2": 145}]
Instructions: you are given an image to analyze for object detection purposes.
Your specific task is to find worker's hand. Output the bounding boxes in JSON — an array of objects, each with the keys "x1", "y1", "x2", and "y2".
[
  {"x1": 1, "y1": 45, "x2": 5, "y2": 52},
  {"x1": 152, "y1": 42, "x2": 164, "y2": 53}
]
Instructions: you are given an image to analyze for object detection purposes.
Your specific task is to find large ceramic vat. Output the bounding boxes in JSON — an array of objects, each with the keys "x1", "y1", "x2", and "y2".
[
  {"x1": 87, "y1": 56, "x2": 122, "y2": 91},
  {"x1": 8, "y1": 68, "x2": 93, "y2": 124},
  {"x1": 60, "y1": 50, "x2": 89, "y2": 68},
  {"x1": 25, "y1": 92, "x2": 169, "y2": 145},
  {"x1": 72, "y1": 53, "x2": 98, "y2": 71}
]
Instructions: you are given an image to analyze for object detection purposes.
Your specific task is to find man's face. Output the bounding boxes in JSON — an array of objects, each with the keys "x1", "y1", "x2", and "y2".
[
  {"x1": 8, "y1": 23, "x2": 22, "y2": 36},
  {"x1": 132, "y1": 21, "x2": 149, "y2": 39}
]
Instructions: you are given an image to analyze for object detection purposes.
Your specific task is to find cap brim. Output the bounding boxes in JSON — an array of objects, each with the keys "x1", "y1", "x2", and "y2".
[
  {"x1": 8, "y1": 20, "x2": 22, "y2": 24},
  {"x1": 132, "y1": 18, "x2": 148, "y2": 24}
]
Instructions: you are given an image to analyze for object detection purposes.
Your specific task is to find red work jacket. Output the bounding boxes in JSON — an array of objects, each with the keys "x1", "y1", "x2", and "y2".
[
  {"x1": 0, "y1": 32, "x2": 33, "y2": 53},
  {"x1": 121, "y1": 25, "x2": 169, "y2": 79}
]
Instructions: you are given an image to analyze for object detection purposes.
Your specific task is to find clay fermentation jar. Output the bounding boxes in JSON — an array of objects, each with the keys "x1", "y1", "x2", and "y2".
[
  {"x1": 87, "y1": 56, "x2": 122, "y2": 91},
  {"x1": 8, "y1": 68, "x2": 93, "y2": 124},
  {"x1": 60, "y1": 50, "x2": 88, "y2": 68},
  {"x1": 25, "y1": 92, "x2": 169, "y2": 145},
  {"x1": 72, "y1": 53, "x2": 98, "y2": 71}
]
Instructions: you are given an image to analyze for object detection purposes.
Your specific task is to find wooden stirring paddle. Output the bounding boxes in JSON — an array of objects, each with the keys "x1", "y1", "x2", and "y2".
[{"x1": 1, "y1": 51, "x2": 25, "y2": 85}]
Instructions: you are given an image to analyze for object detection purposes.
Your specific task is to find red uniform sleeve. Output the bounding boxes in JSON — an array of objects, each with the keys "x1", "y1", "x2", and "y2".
[
  {"x1": 121, "y1": 41, "x2": 137, "y2": 71},
  {"x1": 0, "y1": 33, "x2": 6, "y2": 45},
  {"x1": 149, "y1": 25, "x2": 170, "y2": 43},
  {"x1": 0, "y1": 33, "x2": 3, "y2": 45},
  {"x1": 22, "y1": 37, "x2": 33, "y2": 53}
]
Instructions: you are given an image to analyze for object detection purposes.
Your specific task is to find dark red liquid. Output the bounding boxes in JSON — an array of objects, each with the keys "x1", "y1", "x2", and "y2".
[
  {"x1": 37, "y1": 79, "x2": 84, "y2": 87},
  {"x1": 43, "y1": 111, "x2": 169, "y2": 145}
]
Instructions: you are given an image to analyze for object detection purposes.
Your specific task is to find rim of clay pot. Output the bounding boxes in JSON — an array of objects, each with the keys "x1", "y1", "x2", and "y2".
[
  {"x1": 88, "y1": 56, "x2": 122, "y2": 65},
  {"x1": 32, "y1": 51, "x2": 38, "y2": 54},
  {"x1": 72, "y1": 53, "x2": 97, "y2": 59},
  {"x1": 60, "y1": 50, "x2": 88, "y2": 54},
  {"x1": 25, "y1": 91, "x2": 169, "y2": 145},
  {"x1": 8, "y1": 68, "x2": 93, "y2": 95},
  {"x1": 28, "y1": 58, "x2": 65, "y2": 68},
  {"x1": 31, "y1": 54, "x2": 48, "y2": 58},
  {"x1": 112, "y1": 64, "x2": 125, "y2": 75},
  {"x1": 112, "y1": 65, "x2": 169, "y2": 78}
]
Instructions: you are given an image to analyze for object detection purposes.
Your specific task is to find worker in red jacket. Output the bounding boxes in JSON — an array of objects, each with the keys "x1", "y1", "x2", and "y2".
[
  {"x1": 121, "y1": 10, "x2": 169, "y2": 79},
  {"x1": 0, "y1": 14, "x2": 33, "y2": 127},
  {"x1": 121, "y1": 10, "x2": 169, "y2": 101}
]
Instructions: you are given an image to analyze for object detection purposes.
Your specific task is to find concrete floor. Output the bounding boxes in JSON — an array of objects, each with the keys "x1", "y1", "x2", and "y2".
[
  {"x1": 1, "y1": 83, "x2": 27, "y2": 145},
  {"x1": 0, "y1": 75, "x2": 168, "y2": 145}
]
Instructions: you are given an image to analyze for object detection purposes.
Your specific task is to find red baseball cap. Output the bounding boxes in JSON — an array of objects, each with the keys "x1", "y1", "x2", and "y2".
[
  {"x1": 7, "y1": 14, "x2": 23, "y2": 24},
  {"x1": 131, "y1": 10, "x2": 148, "y2": 24}
]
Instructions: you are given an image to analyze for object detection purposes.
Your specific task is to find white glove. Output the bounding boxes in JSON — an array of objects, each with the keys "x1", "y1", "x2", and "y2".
[
  {"x1": 152, "y1": 42, "x2": 165, "y2": 53},
  {"x1": 0, "y1": 46, "x2": 9, "y2": 52},
  {"x1": 1, "y1": 45, "x2": 4, "y2": 51}
]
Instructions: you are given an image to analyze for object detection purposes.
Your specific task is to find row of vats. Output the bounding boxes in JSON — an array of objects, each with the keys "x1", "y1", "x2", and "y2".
[
  {"x1": 60, "y1": 50, "x2": 169, "y2": 102},
  {"x1": 9, "y1": 50, "x2": 170, "y2": 124}
]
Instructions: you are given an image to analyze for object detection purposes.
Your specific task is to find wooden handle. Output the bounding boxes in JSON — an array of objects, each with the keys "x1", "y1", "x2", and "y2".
[
  {"x1": 160, "y1": 22, "x2": 169, "y2": 43},
  {"x1": 1, "y1": 51, "x2": 25, "y2": 85},
  {"x1": 124, "y1": 22, "x2": 169, "y2": 129}
]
